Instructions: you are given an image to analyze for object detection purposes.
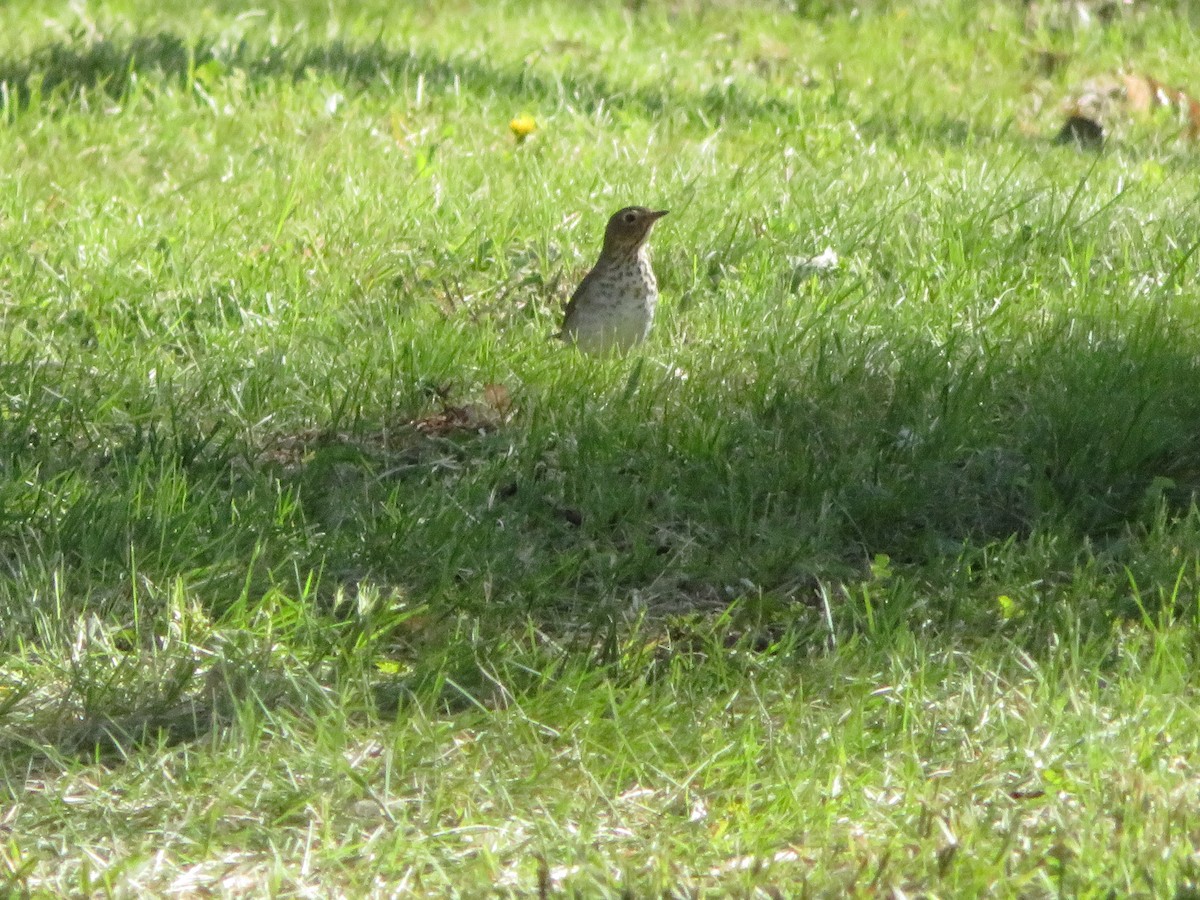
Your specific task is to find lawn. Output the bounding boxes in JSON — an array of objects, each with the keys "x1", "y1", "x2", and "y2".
[{"x1": 3, "y1": 0, "x2": 1200, "y2": 895}]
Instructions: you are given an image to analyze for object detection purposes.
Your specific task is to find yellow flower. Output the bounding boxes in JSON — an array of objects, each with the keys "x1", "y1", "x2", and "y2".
[{"x1": 509, "y1": 114, "x2": 537, "y2": 143}]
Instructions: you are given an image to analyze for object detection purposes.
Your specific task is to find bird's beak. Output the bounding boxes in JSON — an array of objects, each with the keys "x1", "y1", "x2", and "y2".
[{"x1": 650, "y1": 209, "x2": 670, "y2": 221}]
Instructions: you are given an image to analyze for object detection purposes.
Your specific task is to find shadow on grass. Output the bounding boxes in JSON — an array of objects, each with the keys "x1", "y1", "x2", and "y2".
[
  {"x1": 0, "y1": 31, "x2": 797, "y2": 124},
  {"x1": 4, "y1": 320, "x2": 1200, "y2": 761},
  {"x1": 6, "y1": 312, "x2": 1200, "y2": 621},
  {"x1": 0, "y1": 29, "x2": 1014, "y2": 148}
]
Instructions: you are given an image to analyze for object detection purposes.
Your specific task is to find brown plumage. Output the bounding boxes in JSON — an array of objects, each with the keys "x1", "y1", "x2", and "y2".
[{"x1": 559, "y1": 206, "x2": 669, "y2": 353}]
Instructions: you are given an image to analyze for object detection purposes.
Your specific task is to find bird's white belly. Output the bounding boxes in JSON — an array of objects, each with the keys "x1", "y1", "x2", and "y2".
[
  {"x1": 566, "y1": 287, "x2": 656, "y2": 352},
  {"x1": 564, "y1": 253, "x2": 659, "y2": 353}
]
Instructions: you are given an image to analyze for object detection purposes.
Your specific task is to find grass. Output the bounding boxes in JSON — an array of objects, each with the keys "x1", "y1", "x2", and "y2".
[{"x1": 2, "y1": 0, "x2": 1200, "y2": 894}]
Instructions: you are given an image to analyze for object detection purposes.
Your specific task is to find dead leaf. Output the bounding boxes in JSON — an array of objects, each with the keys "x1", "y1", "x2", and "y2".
[
  {"x1": 483, "y1": 382, "x2": 513, "y2": 419},
  {"x1": 1120, "y1": 73, "x2": 1200, "y2": 140},
  {"x1": 1060, "y1": 71, "x2": 1200, "y2": 145},
  {"x1": 411, "y1": 405, "x2": 488, "y2": 436},
  {"x1": 1122, "y1": 72, "x2": 1155, "y2": 114},
  {"x1": 1008, "y1": 788, "x2": 1047, "y2": 800}
]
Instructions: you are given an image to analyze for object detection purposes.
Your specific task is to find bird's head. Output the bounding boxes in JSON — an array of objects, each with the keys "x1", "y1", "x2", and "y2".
[{"x1": 601, "y1": 206, "x2": 669, "y2": 257}]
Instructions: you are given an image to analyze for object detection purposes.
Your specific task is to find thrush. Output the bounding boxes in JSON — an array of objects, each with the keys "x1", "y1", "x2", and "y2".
[{"x1": 559, "y1": 206, "x2": 669, "y2": 353}]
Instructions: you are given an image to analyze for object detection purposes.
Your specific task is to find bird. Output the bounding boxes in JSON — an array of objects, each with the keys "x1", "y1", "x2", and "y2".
[{"x1": 559, "y1": 206, "x2": 669, "y2": 353}]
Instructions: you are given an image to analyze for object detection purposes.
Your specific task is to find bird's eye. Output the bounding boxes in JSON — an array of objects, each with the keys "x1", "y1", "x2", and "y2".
[{"x1": 623, "y1": 213, "x2": 637, "y2": 223}]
